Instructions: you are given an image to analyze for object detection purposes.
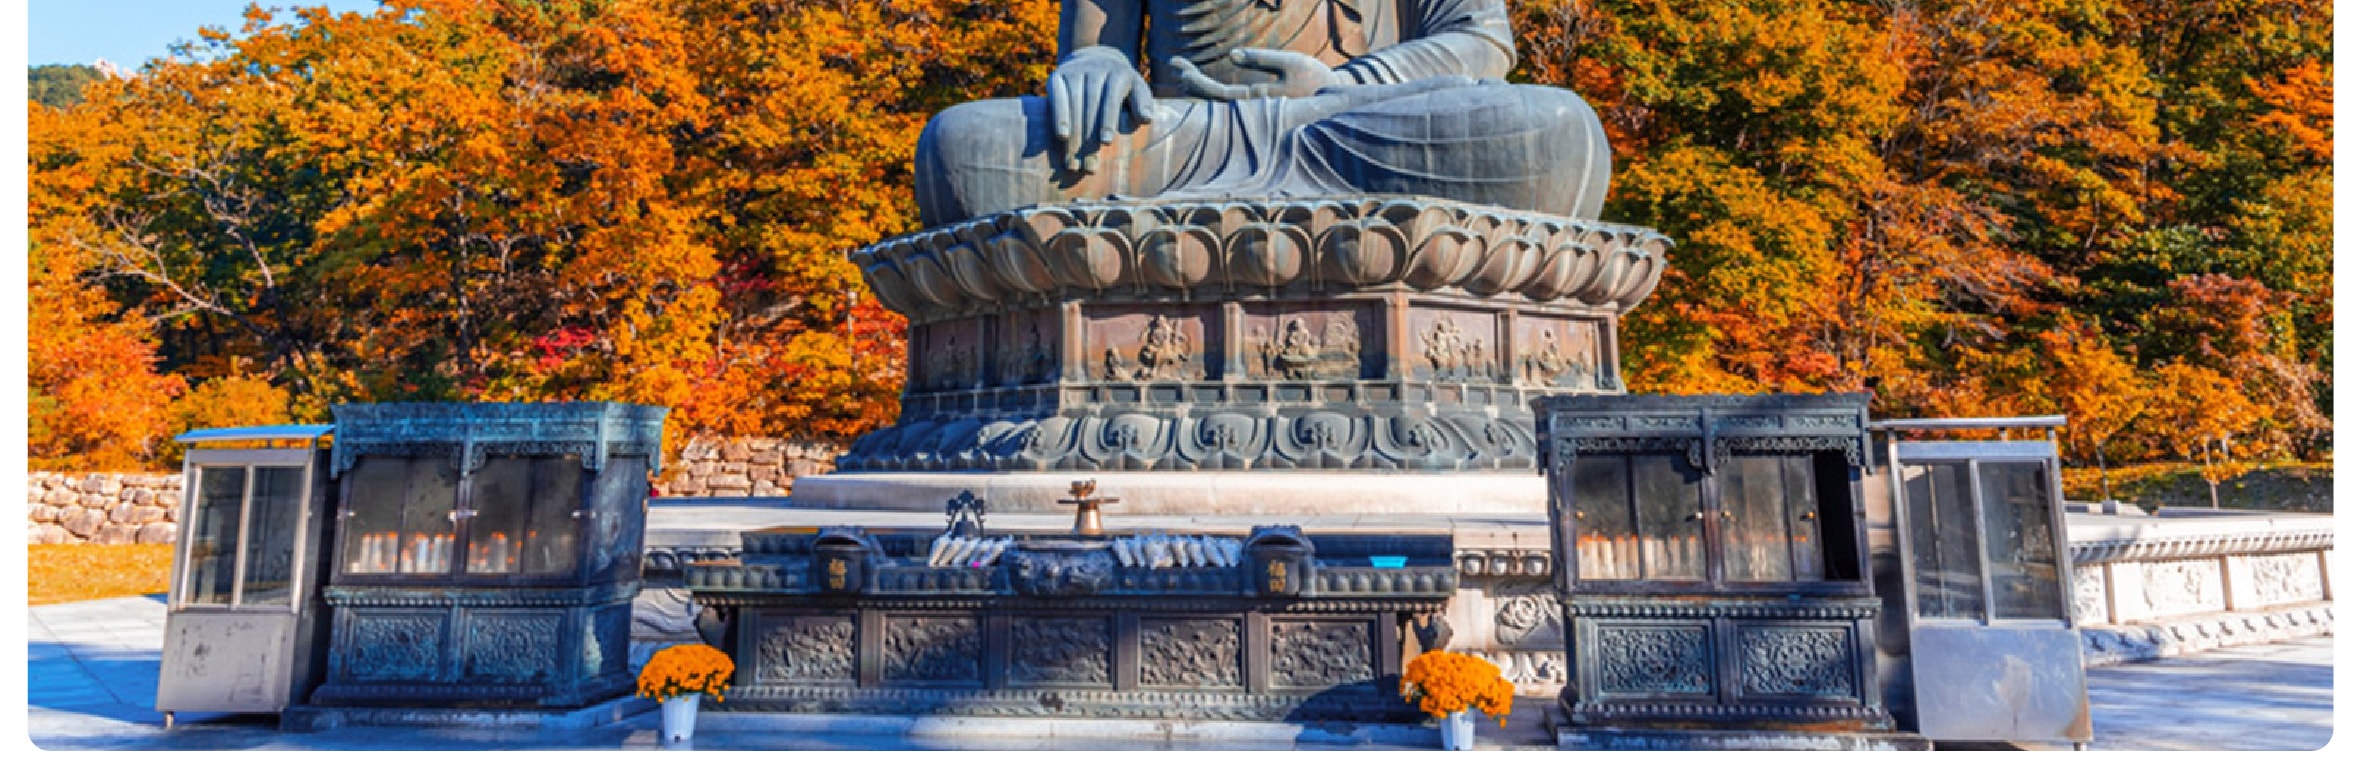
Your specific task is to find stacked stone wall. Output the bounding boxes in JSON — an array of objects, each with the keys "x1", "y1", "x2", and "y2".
[
  {"x1": 654, "y1": 437, "x2": 842, "y2": 498},
  {"x1": 27, "y1": 472, "x2": 182, "y2": 545}
]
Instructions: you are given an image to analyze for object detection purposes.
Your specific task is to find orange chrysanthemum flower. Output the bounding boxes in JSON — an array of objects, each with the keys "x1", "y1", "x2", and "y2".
[
  {"x1": 637, "y1": 643, "x2": 735, "y2": 703},
  {"x1": 1400, "y1": 650, "x2": 1514, "y2": 726}
]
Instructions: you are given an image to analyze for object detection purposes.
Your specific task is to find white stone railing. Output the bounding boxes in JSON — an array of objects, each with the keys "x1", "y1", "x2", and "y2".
[{"x1": 2067, "y1": 507, "x2": 2335, "y2": 664}]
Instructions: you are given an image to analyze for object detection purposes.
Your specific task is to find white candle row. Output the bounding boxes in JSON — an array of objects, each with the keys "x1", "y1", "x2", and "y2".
[
  {"x1": 351, "y1": 532, "x2": 454, "y2": 574},
  {"x1": 1576, "y1": 535, "x2": 1703, "y2": 579}
]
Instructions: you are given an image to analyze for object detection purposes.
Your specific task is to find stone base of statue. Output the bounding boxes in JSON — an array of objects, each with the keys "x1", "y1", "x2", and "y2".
[{"x1": 842, "y1": 197, "x2": 1671, "y2": 477}]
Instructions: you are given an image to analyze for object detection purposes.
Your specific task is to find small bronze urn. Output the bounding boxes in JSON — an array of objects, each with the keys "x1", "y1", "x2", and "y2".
[{"x1": 1057, "y1": 480, "x2": 1120, "y2": 536}]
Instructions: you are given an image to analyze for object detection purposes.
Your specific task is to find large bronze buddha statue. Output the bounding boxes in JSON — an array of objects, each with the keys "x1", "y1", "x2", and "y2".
[
  {"x1": 828, "y1": 0, "x2": 1668, "y2": 479},
  {"x1": 915, "y1": 0, "x2": 1614, "y2": 227}
]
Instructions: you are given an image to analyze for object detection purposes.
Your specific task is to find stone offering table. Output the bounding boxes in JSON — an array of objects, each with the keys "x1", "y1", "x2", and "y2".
[{"x1": 685, "y1": 524, "x2": 1456, "y2": 721}]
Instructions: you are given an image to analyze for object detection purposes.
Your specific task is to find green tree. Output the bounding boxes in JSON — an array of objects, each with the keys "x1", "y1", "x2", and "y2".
[{"x1": 28, "y1": 64, "x2": 104, "y2": 109}]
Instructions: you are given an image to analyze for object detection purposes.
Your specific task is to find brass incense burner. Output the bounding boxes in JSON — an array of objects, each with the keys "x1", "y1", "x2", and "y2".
[{"x1": 1057, "y1": 480, "x2": 1119, "y2": 536}]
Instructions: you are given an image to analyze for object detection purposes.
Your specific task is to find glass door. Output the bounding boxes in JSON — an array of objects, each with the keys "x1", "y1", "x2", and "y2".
[
  {"x1": 178, "y1": 461, "x2": 312, "y2": 611},
  {"x1": 339, "y1": 456, "x2": 461, "y2": 578},
  {"x1": 1715, "y1": 454, "x2": 1824, "y2": 582},
  {"x1": 1568, "y1": 452, "x2": 1707, "y2": 583}
]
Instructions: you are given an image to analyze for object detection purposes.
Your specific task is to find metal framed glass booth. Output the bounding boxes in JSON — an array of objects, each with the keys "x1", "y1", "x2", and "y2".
[
  {"x1": 302, "y1": 403, "x2": 666, "y2": 711},
  {"x1": 156, "y1": 425, "x2": 337, "y2": 728},
  {"x1": 1864, "y1": 417, "x2": 2091, "y2": 748}
]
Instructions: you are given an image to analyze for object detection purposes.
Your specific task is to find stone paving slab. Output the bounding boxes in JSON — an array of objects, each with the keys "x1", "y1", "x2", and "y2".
[{"x1": 21, "y1": 594, "x2": 2339, "y2": 751}]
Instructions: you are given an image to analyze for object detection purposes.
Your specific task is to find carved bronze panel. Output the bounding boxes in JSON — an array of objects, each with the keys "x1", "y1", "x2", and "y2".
[
  {"x1": 342, "y1": 612, "x2": 444, "y2": 682},
  {"x1": 1007, "y1": 616, "x2": 1113, "y2": 687},
  {"x1": 1241, "y1": 305, "x2": 1371, "y2": 381},
  {"x1": 1514, "y1": 316, "x2": 1605, "y2": 390},
  {"x1": 461, "y1": 611, "x2": 562, "y2": 682},
  {"x1": 1139, "y1": 618, "x2": 1243, "y2": 689},
  {"x1": 1737, "y1": 626, "x2": 1856, "y2": 698},
  {"x1": 1407, "y1": 308, "x2": 1500, "y2": 383},
  {"x1": 757, "y1": 614, "x2": 857, "y2": 684},
  {"x1": 997, "y1": 310, "x2": 1059, "y2": 387},
  {"x1": 1269, "y1": 619, "x2": 1374, "y2": 689},
  {"x1": 883, "y1": 615, "x2": 983, "y2": 685},
  {"x1": 916, "y1": 318, "x2": 985, "y2": 391},
  {"x1": 1089, "y1": 308, "x2": 1216, "y2": 382},
  {"x1": 1594, "y1": 624, "x2": 1712, "y2": 696}
]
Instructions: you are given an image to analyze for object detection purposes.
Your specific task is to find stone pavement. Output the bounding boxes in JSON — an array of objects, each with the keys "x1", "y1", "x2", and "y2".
[{"x1": 23, "y1": 594, "x2": 2338, "y2": 750}]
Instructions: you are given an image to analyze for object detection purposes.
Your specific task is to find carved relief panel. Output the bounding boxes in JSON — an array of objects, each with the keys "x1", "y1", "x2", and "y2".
[
  {"x1": 340, "y1": 611, "x2": 445, "y2": 682},
  {"x1": 883, "y1": 615, "x2": 983, "y2": 685},
  {"x1": 1735, "y1": 626, "x2": 1856, "y2": 699},
  {"x1": 1592, "y1": 624, "x2": 1712, "y2": 696},
  {"x1": 1268, "y1": 619, "x2": 1375, "y2": 689},
  {"x1": 2241, "y1": 552, "x2": 2326, "y2": 606},
  {"x1": 460, "y1": 610, "x2": 563, "y2": 683},
  {"x1": 2134, "y1": 559, "x2": 2226, "y2": 619},
  {"x1": 1089, "y1": 308, "x2": 1216, "y2": 382},
  {"x1": 1241, "y1": 304, "x2": 1371, "y2": 381},
  {"x1": 1139, "y1": 618, "x2": 1243, "y2": 689},
  {"x1": 915, "y1": 317, "x2": 985, "y2": 391},
  {"x1": 1407, "y1": 308, "x2": 1499, "y2": 382},
  {"x1": 1514, "y1": 316, "x2": 1605, "y2": 390},
  {"x1": 996, "y1": 310, "x2": 1059, "y2": 386},
  {"x1": 1007, "y1": 616, "x2": 1113, "y2": 687},
  {"x1": 755, "y1": 613, "x2": 857, "y2": 684},
  {"x1": 1490, "y1": 581, "x2": 1565, "y2": 649}
]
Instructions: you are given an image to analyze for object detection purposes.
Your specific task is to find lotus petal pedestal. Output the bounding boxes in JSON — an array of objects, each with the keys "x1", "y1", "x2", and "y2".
[{"x1": 844, "y1": 197, "x2": 1673, "y2": 476}]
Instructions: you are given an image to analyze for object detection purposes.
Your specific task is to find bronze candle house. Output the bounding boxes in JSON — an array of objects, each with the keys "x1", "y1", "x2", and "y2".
[
  {"x1": 1536, "y1": 393, "x2": 1891, "y2": 735},
  {"x1": 303, "y1": 402, "x2": 665, "y2": 710}
]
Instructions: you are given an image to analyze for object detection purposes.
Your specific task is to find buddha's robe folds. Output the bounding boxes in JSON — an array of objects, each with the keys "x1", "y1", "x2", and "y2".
[{"x1": 914, "y1": 0, "x2": 1614, "y2": 227}]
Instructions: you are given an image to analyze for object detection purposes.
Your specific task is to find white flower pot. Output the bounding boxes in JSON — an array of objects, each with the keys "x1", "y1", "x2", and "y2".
[
  {"x1": 661, "y1": 693, "x2": 702, "y2": 743},
  {"x1": 1441, "y1": 708, "x2": 1475, "y2": 751}
]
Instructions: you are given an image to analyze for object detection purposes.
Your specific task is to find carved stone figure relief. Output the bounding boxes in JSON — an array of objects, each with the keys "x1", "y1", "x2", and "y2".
[
  {"x1": 1517, "y1": 318, "x2": 1601, "y2": 389},
  {"x1": 1737, "y1": 627, "x2": 1855, "y2": 698},
  {"x1": 998, "y1": 317, "x2": 1055, "y2": 386},
  {"x1": 1253, "y1": 315, "x2": 1361, "y2": 381},
  {"x1": 1413, "y1": 312, "x2": 1496, "y2": 382},
  {"x1": 758, "y1": 614, "x2": 856, "y2": 683},
  {"x1": 1595, "y1": 625, "x2": 1711, "y2": 696},
  {"x1": 1268, "y1": 619, "x2": 1373, "y2": 689},
  {"x1": 921, "y1": 323, "x2": 982, "y2": 391},
  {"x1": 1008, "y1": 616, "x2": 1113, "y2": 686},
  {"x1": 883, "y1": 616, "x2": 983, "y2": 684},
  {"x1": 1139, "y1": 618, "x2": 1243, "y2": 689},
  {"x1": 463, "y1": 613, "x2": 562, "y2": 682},
  {"x1": 1097, "y1": 312, "x2": 1206, "y2": 383}
]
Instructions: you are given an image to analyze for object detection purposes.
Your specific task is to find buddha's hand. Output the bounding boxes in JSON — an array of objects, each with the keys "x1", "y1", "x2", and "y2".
[
  {"x1": 1047, "y1": 46, "x2": 1159, "y2": 174},
  {"x1": 1171, "y1": 49, "x2": 1340, "y2": 100}
]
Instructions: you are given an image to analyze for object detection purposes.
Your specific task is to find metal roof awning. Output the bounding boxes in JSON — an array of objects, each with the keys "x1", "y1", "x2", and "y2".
[{"x1": 174, "y1": 424, "x2": 335, "y2": 444}]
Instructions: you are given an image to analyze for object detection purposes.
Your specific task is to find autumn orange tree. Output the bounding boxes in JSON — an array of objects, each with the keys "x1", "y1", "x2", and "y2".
[
  {"x1": 27, "y1": 0, "x2": 2330, "y2": 472},
  {"x1": 1513, "y1": 0, "x2": 2329, "y2": 464},
  {"x1": 29, "y1": 0, "x2": 1052, "y2": 470}
]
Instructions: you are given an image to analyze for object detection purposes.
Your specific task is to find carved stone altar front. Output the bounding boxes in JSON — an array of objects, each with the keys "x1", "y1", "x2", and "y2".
[{"x1": 688, "y1": 526, "x2": 1455, "y2": 721}]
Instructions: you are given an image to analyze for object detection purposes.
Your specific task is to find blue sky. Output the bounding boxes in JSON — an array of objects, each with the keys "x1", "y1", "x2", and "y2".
[{"x1": 28, "y1": 0, "x2": 384, "y2": 68}]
